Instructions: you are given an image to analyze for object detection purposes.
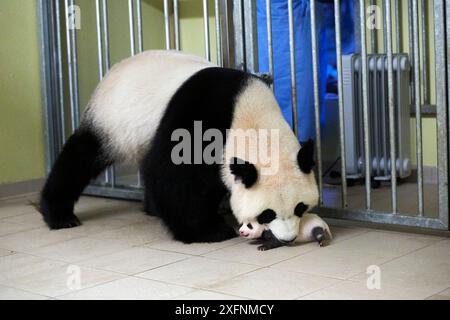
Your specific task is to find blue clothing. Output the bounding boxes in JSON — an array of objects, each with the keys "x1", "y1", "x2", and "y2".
[{"x1": 256, "y1": 0, "x2": 354, "y2": 142}]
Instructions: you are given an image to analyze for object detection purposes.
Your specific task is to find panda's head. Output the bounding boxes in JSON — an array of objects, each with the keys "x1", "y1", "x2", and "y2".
[{"x1": 228, "y1": 140, "x2": 318, "y2": 243}]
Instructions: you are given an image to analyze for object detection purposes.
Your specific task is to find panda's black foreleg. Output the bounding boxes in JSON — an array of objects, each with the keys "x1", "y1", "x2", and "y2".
[{"x1": 39, "y1": 128, "x2": 111, "y2": 229}]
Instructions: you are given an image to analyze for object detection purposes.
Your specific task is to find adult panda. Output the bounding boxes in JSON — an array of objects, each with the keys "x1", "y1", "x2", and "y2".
[{"x1": 39, "y1": 50, "x2": 319, "y2": 245}]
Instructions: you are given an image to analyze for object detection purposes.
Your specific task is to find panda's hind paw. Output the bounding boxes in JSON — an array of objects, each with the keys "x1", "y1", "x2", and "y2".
[{"x1": 46, "y1": 214, "x2": 82, "y2": 230}]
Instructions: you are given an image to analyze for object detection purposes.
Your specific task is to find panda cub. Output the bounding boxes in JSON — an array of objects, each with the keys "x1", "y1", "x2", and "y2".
[{"x1": 239, "y1": 213, "x2": 332, "y2": 251}]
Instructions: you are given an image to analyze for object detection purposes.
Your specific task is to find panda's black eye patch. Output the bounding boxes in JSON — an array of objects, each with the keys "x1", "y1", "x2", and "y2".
[
  {"x1": 247, "y1": 223, "x2": 253, "y2": 230},
  {"x1": 257, "y1": 209, "x2": 276, "y2": 224},
  {"x1": 294, "y1": 202, "x2": 309, "y2": 218}
]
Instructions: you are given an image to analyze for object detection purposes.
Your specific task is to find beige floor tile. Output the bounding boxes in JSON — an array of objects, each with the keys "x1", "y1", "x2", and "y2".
[
  {"x1": 29, "y1": 237, "x2": 130, "y2": 263},
  {"x1": 2, "y1": 211, "x2": 46, "y2": 228},
  {"x1": 271, "y1": 245, "x2": 392, "y2": 280},
  {"x1": 300, "y1": 280, "x2": 429, "y2": 300},
  {"x1": 329, "y1": 226, "x2": 371, "y2": 242},
  {"x1": 0, "y1": 253, "x2": 123, "y2": 297},
  {"x1": 426, "y1": 288, "x2": 450, "y2": 300},
  {"x1": 205, "y1": 240, "x2": 318, "y2": 267},
  {"x1": 0, "y1": 221, "x2": 39, "y2": 237},
  {"x1": 0, "y1": 248, "x2": 15, "y2": 257},
  {"x1": 80, "y1": 247, "x2": 190, "y2": 275},
  {"x1": 59, "y1": 276, "x2": 192, "y2": 300},
  {"x1": 173, "y1": 290, "x2": 246, "y2": 300},
  {"x1": 351, "y1": 239, "x2": 450, "y2": 297},
  {"x1": 136, "y1": 256, "x2": 258, "y2": 289},
  {"x1": 0, "y1": 228, "x2": 82, "y2": 252},
  {"x1": 272, "y1": 230, "x2": 443, "y2": 280},
  {"x1": 210, "y1": 268, "x2": 340, "y2": 300},
  {"x1": 90, "y1": 221, "x2": 169, "y2": 246},
  {"x1": 0, "y1": 200, "x2": 39, "y2": 219},
  {"x1": 144, "y1": 237, "x2": 245, "y2": 256},
  {"x1": 329, "y1": 231, "x2": 442, "y2": 258},
  {"x1": 0, "y1": 284, "x2": 49, "y2": 300}
]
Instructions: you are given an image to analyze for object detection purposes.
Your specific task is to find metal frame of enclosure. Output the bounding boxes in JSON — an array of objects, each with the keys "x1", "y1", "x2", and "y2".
[{"x1": 38, "y1": 0, "x2": 449, "y2": 231}]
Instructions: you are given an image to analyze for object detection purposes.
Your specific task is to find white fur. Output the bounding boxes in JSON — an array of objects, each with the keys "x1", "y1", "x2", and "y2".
[
  {"x1": 239, "y1": 213, "x2": 332, "y2": 244},
  {"x1": 222, "y1": 79, "x2": 319, "y2": 228},
  {"x1": 84, "y1": 50, "x2": 214, "y2": 162}
]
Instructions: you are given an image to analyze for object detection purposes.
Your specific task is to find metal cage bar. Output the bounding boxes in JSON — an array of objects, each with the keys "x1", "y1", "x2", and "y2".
[
  {"x1": 136, "y1": 0, "x2": 144, "y2": 53},
  {"x1": 310, "y1": 0, "x2": 323, "y2": 205},
  {"x1": 214, "y1": 0, "x2": 222, "y2": 65},
  {"x1": 163, "y1": 0, "x2": 171, "y2": 50},
  {"x1": 385, "y1": 0, "x2": 398, "y2": 214},
  {"x1": 359, "y1": 0, "x2": 372, "y2": 210},
  {"x1": 174, "y1": 0, "x2": 180, "y2": 51},
  {"x1": 288, "y1": 0, "x2": 298, "y2": 137},
  {"x1": 265, "y1": 0, "x2": 274, "y2": 91},
  {"x1": 334, "y1": 0, "x2": 348, "y2": 208},
  {"x1": 412, "y1": 0, "x2": 424, "y2": 216},
  {"x1": 64, "y1": 0, "x2": 80, "y2": 132},
  {"x1": 203, "y1": 0, "x2": 211, "y2": 61}
]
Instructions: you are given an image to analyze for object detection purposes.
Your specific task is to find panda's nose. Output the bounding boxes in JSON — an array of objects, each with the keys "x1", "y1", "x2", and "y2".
[{"x1": 239, "y1": 231, "x2": 247, "y2": 237}]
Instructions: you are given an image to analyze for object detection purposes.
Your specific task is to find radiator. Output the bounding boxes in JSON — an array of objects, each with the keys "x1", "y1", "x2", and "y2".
[{"x1": 342, "y1": 54, "x2": 412, "y2": 180}]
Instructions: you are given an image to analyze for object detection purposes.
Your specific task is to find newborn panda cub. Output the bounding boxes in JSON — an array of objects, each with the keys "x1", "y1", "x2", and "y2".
[{"x1": 239, "y1": 213, "x2": 332, "y2": 251}]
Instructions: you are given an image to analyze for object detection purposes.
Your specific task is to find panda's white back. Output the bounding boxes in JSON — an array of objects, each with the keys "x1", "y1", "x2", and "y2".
[{"x1": 84, "y1": 50, "x2": 215, "y2": 162}]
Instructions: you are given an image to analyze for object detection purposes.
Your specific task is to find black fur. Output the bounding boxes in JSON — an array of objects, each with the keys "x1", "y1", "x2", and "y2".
[
  {"x1": 294, "y1": 202, "x2": 309, "y2": 218},
  {"x1": 39, "y1": 127, "x2": 111, "y2": 229},
  {"x1": 257, "y1": 209, "x2": 277, "y2": 224},
  {"x1": 312, "y1": 226, "x2": 325, "y2": 247},
  {"x1": 297, "y1": 139, "x2": 315, "y2": 174},
  {"x1": 142, "y1": 67, "x2": 251, "y2": 243},
  {"x1": 229, "y1": 157, "x2": 258, "y2": 188}
]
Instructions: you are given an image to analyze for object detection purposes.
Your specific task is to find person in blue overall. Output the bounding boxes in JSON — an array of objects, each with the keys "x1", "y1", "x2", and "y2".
[{"x1": 256, "y1": 0, "x2": 354, "y2": 145}]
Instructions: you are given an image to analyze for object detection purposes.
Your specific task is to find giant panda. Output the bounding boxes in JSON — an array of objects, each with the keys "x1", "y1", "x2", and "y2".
[{"x1": 39, "y1": 50, "x2": 319, "y2": 245}]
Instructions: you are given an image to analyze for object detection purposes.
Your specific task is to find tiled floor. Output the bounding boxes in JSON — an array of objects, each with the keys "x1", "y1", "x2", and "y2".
[{"x1": 0, "y1": 194, "x2": 449, "y2": 300}]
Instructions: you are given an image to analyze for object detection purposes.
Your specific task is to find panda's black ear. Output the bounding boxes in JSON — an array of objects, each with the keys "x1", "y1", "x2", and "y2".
[
  {"x1": 297, "y1": 139, "x2": 315, "y2": 174},
  {"x1": 229, "y1": 157, "x2": 258, "y2": 188},
  {"x1": 257, "y1": 209, "x2": 277, "y2": 224}
]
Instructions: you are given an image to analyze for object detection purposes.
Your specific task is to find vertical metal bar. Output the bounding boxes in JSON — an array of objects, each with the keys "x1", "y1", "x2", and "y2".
[
  {"x1": 101, "y1": 0, "x2": 110, "y2": 70},
  {"x1": 310, "y1": 0, "x2": 323, "y2": 205},
  {"x1": 203, "y1": 0, "x2": 211, "y2": 61},
  {"x1": 101, "y1": 0, "x2": 115, "y2": 188},
  {"x1": 173, "y1": 0, "x2": 180, "y2": 51},
  {"x1": 359, "y1": 0, "x2": 371, "y2": 210},
  {"x1": 288, "y1": 0, "x2": 298, "y2": 137},
  {"x1": 334, "y1": 0, "x2": 348, "y2": 208},
  {"x1": 128, "y1": 0, "x2": 135, "y2": 56},
  {"x1": 369, "y1": 0, "x2": 377, "y2": 54},
  {"x1": 164, "y1": 0, "x2": 171, "y2": 50},
  {"x1": 435, "y1": 0, "x2": 449, "y2": 228},
  {"x1": 55, "y1": 0, "x2": 65, "y2": 144},
  {"x1": 395, "y1": 0, "x2": 401, "y2": 53},
  {"x1": 214, "y1": 0, "x2": 222, "y2": 65},
  {"x1": 385, "y1": 0, "x2": 397, "y2": 214},
  {"x1": 136, "y1": 0, "x2": 144, "y2": 53},
  {"x1": 266, "y1": 0, "x2": 274, "y2": 90},
  {"x1": 381, "y1": 0, "x2": 387, "y2": 52},
  {"x1": 408, "y1": 0, "x2": 415, "y2": 105},
  {"x1": 239, "y1": 0, "x2": 247, "y2": 71},
  {"x1": 421, "y1": 0, "x2": 429, "y2": 104},
  {"x1": 64, "y1": 0, "x2": 80, "y2": 132},
  {"x1": 95, "y1": 0, "x2": 104, "y2": 81},
  {"x1": 412, "y1": 0, "x2": 424, "y2": 216}
]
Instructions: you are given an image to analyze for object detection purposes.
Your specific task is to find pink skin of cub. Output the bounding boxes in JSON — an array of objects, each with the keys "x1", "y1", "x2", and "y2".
[{"x1": 239, "y1": 222, "x2": 266, "y2": 239}]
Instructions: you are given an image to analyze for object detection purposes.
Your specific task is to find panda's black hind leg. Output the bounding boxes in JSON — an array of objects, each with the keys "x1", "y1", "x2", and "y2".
[{"x1": 39, "y1": 127, "x2": 111, "y2": 229}]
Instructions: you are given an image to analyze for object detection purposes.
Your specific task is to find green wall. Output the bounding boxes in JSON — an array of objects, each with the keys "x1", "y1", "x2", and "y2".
[{"x1": 0, "y1": 0, "x2": 45, "y2": 184}]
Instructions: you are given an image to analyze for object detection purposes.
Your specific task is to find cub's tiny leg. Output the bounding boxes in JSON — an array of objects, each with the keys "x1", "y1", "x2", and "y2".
[{"x1": 312, "y1": 226, "x2": 326, "y2": 247}]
